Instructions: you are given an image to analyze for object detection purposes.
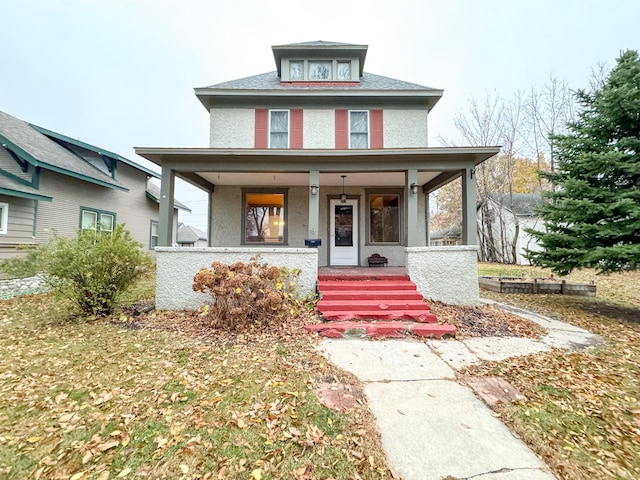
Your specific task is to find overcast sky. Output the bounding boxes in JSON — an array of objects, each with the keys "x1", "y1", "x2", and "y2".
[{"x1": 1, "y1": 0, "x2": 637, "y2": 230}]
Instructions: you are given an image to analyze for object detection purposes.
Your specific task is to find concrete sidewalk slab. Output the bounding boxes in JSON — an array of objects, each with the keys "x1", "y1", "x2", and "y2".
[
  {"x1": 320, "y1": 338, "x2": 454, "y2": 382},
  {"x1": 319, "y1": 339, "x2": 555, "y2": 480}
]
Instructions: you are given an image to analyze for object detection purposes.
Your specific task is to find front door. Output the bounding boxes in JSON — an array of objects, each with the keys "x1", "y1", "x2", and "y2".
[{"x1": 330, "y1": 199, "x2": 358, "y2": 266}]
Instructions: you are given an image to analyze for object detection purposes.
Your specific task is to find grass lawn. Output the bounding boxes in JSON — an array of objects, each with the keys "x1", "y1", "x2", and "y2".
[
  {"x1": 467, "y1": 263, "x2": 640, "y2": 480},
  {"x1": 0, "y1": 275, "x2": 394, "y2": 480}
]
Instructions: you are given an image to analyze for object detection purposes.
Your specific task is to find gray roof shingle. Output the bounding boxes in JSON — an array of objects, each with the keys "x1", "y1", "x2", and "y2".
[
  {"x1": 199, "y1": 71, "x2": 440, "y2": 92},
  {"x1": 177, "y1": 224, "x2": 207, "y2": 243},
  {"x1": 0, "y1": 111, "x2": 127, "y2": 190},
  {"x1": 146, "y1": 182, "x2": 191, "y2": 212}
]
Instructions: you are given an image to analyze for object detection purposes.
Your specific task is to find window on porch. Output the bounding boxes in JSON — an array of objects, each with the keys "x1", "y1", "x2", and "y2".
[
  {"x1": 368, "y1": 193, "x2": 400, "y2": 244},
  {"x1": 243, "y1": 191, "x2": 287, "y2": 244}
]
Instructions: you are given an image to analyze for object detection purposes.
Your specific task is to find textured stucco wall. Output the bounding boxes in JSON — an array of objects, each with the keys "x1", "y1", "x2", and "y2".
[
  {"x1": 209, "y1": 108, "x2": 255, "y2": 148},
  {"x1": 383, "y1": 109, "x2": 429, "y2": 148},
  {"x1": 406, "y1": 246, "x2": 479, "y2": 305},
  {"x1": 303, "y1": 109, "x2": 335, "y2": 148},
  {"x1": 155, "y1": 247, "x2": 318, "y2": 310}
]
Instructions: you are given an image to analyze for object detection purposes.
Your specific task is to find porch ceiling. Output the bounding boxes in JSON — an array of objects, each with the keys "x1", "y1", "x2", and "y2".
[{"x1": 195, "y1": 171, "x2": 441, "y2": 187}]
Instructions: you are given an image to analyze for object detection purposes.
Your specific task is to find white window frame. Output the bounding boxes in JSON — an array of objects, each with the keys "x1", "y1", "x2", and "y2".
[
  {"x1": 349, "y1": 110, "x2": 370, "y2": 149},
  {"x1": 80, "y1": 207, "x2": 116, "y2": 233},
  {"x1": 150, "y1": 220, "x2": 159, "y2": 249},
  {"x1": 268, "y1": 109, "x2": 290, "y2": 149},
  {"x1": 0, "y1": 202, "x2": 8, "y2": 235}
]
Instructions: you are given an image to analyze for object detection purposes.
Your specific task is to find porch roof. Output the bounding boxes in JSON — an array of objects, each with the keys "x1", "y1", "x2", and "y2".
[{"x1": 134, "y1": 146, "x2": 500, "y2": 193}]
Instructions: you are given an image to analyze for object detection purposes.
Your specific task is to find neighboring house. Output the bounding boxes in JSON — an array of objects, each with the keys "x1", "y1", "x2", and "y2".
[
  {"x1": 135, "y1": 41, "x2": 501, "y2": 308},
  {"x1": 0, "y1": 110, "x2": 189, "y2": 260},
  {"x1": 478, "y1": 193, "x2": 546, "y2": 265},
  {"x1": 429, "y1": 224, "x2": 462, "y2": 247},
  {"x1": 177, "y1": 223, "x2": 208, "y2": 247}
]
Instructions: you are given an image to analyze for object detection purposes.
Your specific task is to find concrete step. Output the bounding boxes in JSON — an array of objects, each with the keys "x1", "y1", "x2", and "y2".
[
  {"x1": 304, "y1": 321, "x2": 456, "y2": 339},
  {"x1": 319, "y1": 290, "x2": 425, "y2": 301},
  {"x1": 318, "y1": 280, "x2": 417, "y2": 291},
  {"x1": 320, "y1": 310, "x2": 438, "y2": 323},
  {"x1": 317, "y1": 299, "x2": 432, "y2": 311}
]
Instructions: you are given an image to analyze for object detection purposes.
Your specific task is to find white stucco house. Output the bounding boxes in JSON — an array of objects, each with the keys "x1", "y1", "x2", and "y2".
[{"x1": 135, "y1": 41, "x2": 500, "y2": 309}]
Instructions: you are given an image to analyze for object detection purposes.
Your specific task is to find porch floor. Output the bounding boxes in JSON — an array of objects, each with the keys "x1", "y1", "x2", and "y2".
[{"x1": 318, "y1": 266, "x2": 408, "y2": 280}]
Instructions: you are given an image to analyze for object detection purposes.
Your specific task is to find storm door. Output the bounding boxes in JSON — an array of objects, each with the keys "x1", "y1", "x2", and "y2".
[{"x1": 329, "y1": 199, "x2": 359, "y2": 266}]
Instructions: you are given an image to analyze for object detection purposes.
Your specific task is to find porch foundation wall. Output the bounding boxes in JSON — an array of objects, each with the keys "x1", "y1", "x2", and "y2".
[
  {"x1": 405, "y1": 246, "x2": 480, "y2": 305},
  {"x1": 155, "y1": 247, "x2": 318, "y2": 310}
]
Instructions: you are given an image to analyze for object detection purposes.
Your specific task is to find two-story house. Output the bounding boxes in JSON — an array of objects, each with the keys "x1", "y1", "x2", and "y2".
[
  {"x1": 0, "y1": 110, "x2": 188, "y2": 261},
  {"x1": 135, "y1": 41, "x2": 500, "y2": 309}
]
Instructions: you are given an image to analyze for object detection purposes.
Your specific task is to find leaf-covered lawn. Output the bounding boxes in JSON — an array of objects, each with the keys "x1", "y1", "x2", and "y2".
[
  {"x1": 464, "y1": 264, "x2": 640, "y2": 480},
  {"x1": 0, "y1": 289, "x2": 394, "y2": 479}
]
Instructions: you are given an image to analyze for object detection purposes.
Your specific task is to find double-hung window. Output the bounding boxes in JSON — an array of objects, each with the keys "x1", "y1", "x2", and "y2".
[
  {"x1": 0, "y1": 202, "x2": 8, "y2": 235},
  {"x1": 80, "y1": 207, "x2": 115, "y2": 233},
  {"x1": 150, "y1": 221, "x2": 159, "y2": 249},
  {"x1": 269, "y1": 110, "x2": 289, "y2": 149},
  {"x1": 243, "y1": 190, "x2": 287, "y2": 245},
  {"x1": 350, "y1": 111, "x2": 369, "y2": 148}
]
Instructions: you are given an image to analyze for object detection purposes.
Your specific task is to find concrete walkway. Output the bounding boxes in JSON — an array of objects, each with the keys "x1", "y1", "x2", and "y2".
[{"x1": 318, "y1": 302, "x2": 603, "y2": 480}]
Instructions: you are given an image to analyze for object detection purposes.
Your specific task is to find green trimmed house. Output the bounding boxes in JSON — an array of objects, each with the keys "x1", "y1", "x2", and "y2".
[
  {"x1": 0, "y1": 110, "x2": 189, "y2": 260},
  {"x1": 135, "y1": 41, "x2": 500, "y2": 308}
]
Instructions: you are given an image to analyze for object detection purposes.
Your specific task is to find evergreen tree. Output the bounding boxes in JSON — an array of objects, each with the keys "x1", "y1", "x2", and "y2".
[{"x1": 526, "y1": 50, "x2": 640, "y2": 275}]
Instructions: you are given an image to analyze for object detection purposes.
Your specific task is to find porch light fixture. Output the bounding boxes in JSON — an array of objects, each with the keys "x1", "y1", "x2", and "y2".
[
  {"x1": 340, "y1": 175, "x2": 347, "y2": 203},
  {"x1": 410, "y1": 183, "x2": 419, "y2": 195},
  {"x1": 310, "y1": 185, "x2": 319, "y2": 195}
]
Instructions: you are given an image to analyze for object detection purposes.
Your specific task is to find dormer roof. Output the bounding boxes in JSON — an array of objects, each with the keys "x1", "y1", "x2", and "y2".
[{"x1": 271, "y1": 40, "x2": 368, "y2": 76}]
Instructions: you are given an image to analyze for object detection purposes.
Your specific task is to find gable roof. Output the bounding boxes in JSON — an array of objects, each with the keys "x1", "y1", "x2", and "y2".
[
  {"x1": 145, "y1": 181, "x2": 191, "y2": 212},
  {"x1": 0, "y1": 111, "x2": 128, "y2": 191},
  {"x1": 177, "y1": 223, "x2": 207, "y2": 243}
]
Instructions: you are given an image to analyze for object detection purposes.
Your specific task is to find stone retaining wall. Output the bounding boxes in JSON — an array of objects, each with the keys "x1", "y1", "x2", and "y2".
[{"x1": 0, "y1": 275, "x2": 48, "y2": 300}]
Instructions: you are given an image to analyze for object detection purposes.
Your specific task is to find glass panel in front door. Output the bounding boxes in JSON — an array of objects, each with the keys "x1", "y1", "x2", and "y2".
[{"x1": 334, "y1": 205, "x2": 353, "y2": 246}]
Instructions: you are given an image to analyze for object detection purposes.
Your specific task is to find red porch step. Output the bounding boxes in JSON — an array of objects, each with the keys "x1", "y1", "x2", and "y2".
[
  {"x1": 308, "y1": 274, "x2": 456, "y2": 339},
  {"x1": 304, "y1": 321, "x2": 456, "y2": 339}
]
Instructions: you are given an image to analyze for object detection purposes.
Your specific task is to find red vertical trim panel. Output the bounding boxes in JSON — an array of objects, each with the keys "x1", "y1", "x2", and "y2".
[
  {"x1": 370, "y1": 110, "x2": 384, "y2": 149},
  {"x1": 254, "y1": 109, "x2": 268, "y2": 148},
  {"x1": 290, "y1": 109, "x2": 303, "y2": 148},
  {"x1": 335, "y1": 109, "x2": 348, "y2": 149}
]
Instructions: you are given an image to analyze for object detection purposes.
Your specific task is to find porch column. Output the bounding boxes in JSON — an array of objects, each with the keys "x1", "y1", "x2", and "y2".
[
  {"x1": 207, "y1": 189, "x2": 214, "y2": 247},
  {"x1": 425, "y1": 189, "x2": 430, "y2": 246},
  {"x1": 159, "y1": 166, "x2": 175, "y2": 247},
  {"x1": 405, "y1": 169, "x2": 419, "y2": 247},
  {"x1": 461, "y1": 166, "x2": 477, "y2": 245},
  {"x1": 308, "y1": 170, "x2": 320, "y2": 238}
]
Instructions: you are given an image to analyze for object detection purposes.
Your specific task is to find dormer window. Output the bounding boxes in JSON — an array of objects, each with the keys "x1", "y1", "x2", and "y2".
[
  {"x1": 309, "y1": 61, "x2": 332, "y2": 80},
  {"x1": 289, "y1": 61, "x2": 303, "y2": 80},
  {"x1": 337, "y1": 61, "x2": 351, "y2": 80}
]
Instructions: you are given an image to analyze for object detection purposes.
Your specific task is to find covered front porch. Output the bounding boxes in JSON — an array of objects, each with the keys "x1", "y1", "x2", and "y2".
[{"x1": 135, "y1": 146, "x2": 499, "y2": 307}]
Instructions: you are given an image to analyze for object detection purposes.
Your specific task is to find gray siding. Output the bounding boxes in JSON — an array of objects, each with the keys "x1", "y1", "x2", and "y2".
[
  {"x1": 35, "y1": 163, "x2": 161, "y2": 250},
  {"x1": 0, "y1": 194, "x2": 36, "y2": 260},
  {"x1": 0, "y1": 148, "x2": 33, "y2": 182}
]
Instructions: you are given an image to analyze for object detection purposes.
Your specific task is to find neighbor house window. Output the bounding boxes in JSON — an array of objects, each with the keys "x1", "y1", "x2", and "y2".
[
  {"x1": 368, "y1": 193, "x2": 400, "y2": 243},
  {"x1": 0, "y1": 202, "x2": 8, "y2": 235},
  {"x1": 289, "y1": 61, "x2": 303, "y2": 80},
  {"x1": 150, "y1": 221, "x2": 159, "y2": 249},
  {"x1": 243, "y1": 191, "x2": 287, "y2": 244},
  {"x1": 337, "y1": 61, "x2": 351, "y2": 80},
  {"x1": 350, "y1": 111, "x2": 369, "y2": 148},
  {"x1": 80, "y1": 208, "x2": 115, "y2": 233},
  {"x1": 309, "y1": 61, "x2": 332, "y2": 80},
  {"x1": 269, "y1": 110, "x2": 289, "y2": 148}
]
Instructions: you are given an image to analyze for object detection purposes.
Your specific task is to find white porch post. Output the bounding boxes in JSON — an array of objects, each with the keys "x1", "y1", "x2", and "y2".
[
  {"x1": 406, "y1": 169, "x2": 419, "y2": 247},
  {"x1": 308, "y1": 170, "x2": 320, "y2": 238},
  {"x1": 207, "y1": 190, "x2": 214, "y2": 247},
  {"x1": 159, "y1": 166, "x2": 175, "y2": 247},
  {"x1": 425, "y1": 189, "x2": 430, "y2": 246},
  {"x1": 461, "y1": 166, "x2": 477, "y2": 245}
]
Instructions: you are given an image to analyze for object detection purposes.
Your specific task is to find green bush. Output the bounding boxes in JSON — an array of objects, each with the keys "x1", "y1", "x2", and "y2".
[
  {"x1": 0, "y1": 225, "x2": 153, "y2": 316},
  {"x1": 192, "y1": 256, "x2": 302, "y2": 331}
]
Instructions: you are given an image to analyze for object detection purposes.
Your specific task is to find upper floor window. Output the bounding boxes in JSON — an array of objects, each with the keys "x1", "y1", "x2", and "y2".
[
  {"x1": 337, "y1": 61, "x2": 351, "y2": 80},
  {"x1": 350, "y1": 111, "x2": 369, "y2": 148},
  {"x1": 269, "y1": 110, "x2": 289, "y2": 148},
  {"x1": 309, "y1": 61, "x2": 332, "y2": 80},
  {"x1": 289, "y1": 61, "x2": 303, "y2": 80},
  {"x1": 0, "y1": 202, "x2": 8, "y2": 235},
  {"x1": 81, "y1": 207, "x2": 115, "y2": 233}
]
